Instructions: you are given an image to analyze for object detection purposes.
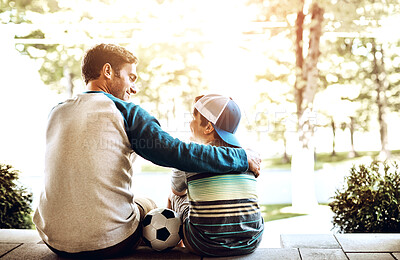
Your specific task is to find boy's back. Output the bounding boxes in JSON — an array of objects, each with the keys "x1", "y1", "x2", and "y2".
[{"x1": 172, "y1": 167, "x2": 263, "y2": 256}]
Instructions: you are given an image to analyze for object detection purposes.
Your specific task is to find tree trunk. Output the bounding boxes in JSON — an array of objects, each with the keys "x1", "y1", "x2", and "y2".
[
  {"x1": 64, "y1": 67, "x2": 74, "y2": 98},
  {"x1": 282, "y1": 137, "x2": 290, "y2": 164},
  {"x1": 291, "y1": 2, "x2": 323, "y2": 212},
  {"x1": 348, "y1": 117, "x2": 358, "y2": 158},
  {"x1": 372, "y1": 40, "x2": 390, "y2": 160},
  {"x1": 294, "y1": 8, "x2": 305, "y2": 121},
  {"x1": 331, "y1": 118, "x2": 336, "y2": 157}
]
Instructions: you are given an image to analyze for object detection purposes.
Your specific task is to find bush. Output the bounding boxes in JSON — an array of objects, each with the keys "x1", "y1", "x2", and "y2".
[
  {"x1": 329, "y1": 161, "x2": 400, "y2": 233},
  {"x1": 0, "y1": 164, "x2": 34, "y2": 229}
]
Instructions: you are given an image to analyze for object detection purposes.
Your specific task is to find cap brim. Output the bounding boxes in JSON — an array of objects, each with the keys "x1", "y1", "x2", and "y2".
[{"x1": 213, "y1": 125, "x2": 241, "y2": 148}]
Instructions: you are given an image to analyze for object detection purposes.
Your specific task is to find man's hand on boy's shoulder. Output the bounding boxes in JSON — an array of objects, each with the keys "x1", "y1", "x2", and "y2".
[{"x1": 245, "y1": 149, "x2": 261, "y2": 178}]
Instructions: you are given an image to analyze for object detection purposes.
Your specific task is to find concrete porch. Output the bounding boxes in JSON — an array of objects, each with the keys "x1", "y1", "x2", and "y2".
[{"x1": 1, "y1": 229, "x2": 400, "y2": 259}]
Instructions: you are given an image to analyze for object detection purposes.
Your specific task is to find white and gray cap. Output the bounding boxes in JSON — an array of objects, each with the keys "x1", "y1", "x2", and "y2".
[{"x1": 194, "y1": 94, "x2": 241, "y2": 147}]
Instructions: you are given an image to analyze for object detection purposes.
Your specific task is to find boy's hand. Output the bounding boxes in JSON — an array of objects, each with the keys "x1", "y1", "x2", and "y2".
[{"x1": 245, "y1": 149, "x2": 261, "y2": 178}]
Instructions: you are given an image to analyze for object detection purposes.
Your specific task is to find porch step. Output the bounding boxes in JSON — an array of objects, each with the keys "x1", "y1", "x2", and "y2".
[
  {"x1": 2, "y1": 230, "x2": 400, "y2": 259},
  {"x1": 281, "y1": 233, "x2": 400, "y2": 260},
  {"x1": 0, "y1": 229, "x2": 301, "y2": 259}
]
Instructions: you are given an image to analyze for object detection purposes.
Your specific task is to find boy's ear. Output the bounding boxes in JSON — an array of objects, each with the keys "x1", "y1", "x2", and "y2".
[
  {"x1": 102, "y1": 63, "x2": 112, "y2": 79},
  {"x1": 204, "y1": 122, "x2": 215, "y2": 135}
]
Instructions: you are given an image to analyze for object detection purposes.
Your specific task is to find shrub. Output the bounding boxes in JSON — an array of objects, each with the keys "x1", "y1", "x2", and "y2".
[
  {"x1": 329, "y1": 161, "x2": 400, "y2": 233},
  {"x1": 0, "y1": 164, "x2": 34, "y2": 229}
]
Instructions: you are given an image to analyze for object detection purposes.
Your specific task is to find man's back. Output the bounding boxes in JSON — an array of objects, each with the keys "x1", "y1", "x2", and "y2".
[{"x1": 34, "y1": 92, "x2": 140, "y2": 253}]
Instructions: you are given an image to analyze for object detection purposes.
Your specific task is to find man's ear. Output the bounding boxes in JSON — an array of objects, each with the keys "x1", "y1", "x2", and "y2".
[
  {"x1": 103, "y1": 63, "x2": 112, "y2": 79},
  {"x1": 204, "y1": 122, "x2": 215, "y2": 135}
]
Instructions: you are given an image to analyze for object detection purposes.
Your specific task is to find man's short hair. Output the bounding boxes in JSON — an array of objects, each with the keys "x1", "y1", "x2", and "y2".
[{"x1": 81, "y1": 43, "x2": 138, "y2": 84}]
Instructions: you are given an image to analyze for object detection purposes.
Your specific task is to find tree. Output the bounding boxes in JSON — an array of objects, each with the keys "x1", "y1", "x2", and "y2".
[
  {"x1": 245, "y1": 0, "x2": 324, "y2": 210},
  {"x1": 134, "y1": 41, "x2": 207, "y2": 125},
  {"x1": 15, "y1": 39, "x2": 85, "y2": 96},
  {"x1": 248, "y1": 0, "x2": 324, "y2": 210},
  {"x1": 1, "y1": 0, "x2": 86, "y2": 97},
  {"x1": 343, "y1": 117, "x2": 360, "y2": 158},
  {"x1": 372, "y1": 39, "x2": 390, "y2": 159},
  {"x1": 330, "y1": 37, "x2": 400, "y2": 160},
  {"x1": 249, "y1": 90, "x2": 294, "y2": 163},
  {"x1": 317, "y1": 36, "x2": 366, "y2": 159},
  {"x1": 0, "y1": 0, "x2": 60, "y2": 23},
  {"x1": 4, "y1": 0, "x2": 211, "y2": 110},
  {"x1": 289, "y1": 1, "x2": 324, "y2": 210},
  {"x1": 271, "y1": 114, "x2": 291, "y2": 163},
  {"x1": 320, "y1": 0, "x2": 400, "y2": 160},
  {"x1": 250, "y1": 0, "x2": 400, "y2": 211}
]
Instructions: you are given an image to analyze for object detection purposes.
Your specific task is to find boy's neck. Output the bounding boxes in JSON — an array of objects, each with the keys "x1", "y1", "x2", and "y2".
[{"x1": 205, "y1": 139, "x2": 222, "y2": 147}]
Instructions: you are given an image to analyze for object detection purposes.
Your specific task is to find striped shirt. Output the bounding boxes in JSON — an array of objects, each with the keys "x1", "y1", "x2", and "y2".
[{"x1": 172, "y1": 168, "x2": 264, "y2": 256}]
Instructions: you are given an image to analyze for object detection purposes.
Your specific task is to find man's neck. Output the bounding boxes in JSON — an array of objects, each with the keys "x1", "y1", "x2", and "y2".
[{"x1": 87, "y1": 80, "x2": 110, "y2": 94}]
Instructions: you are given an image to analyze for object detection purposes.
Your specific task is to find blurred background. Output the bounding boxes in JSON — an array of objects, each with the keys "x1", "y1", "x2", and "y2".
[{"x1": 1, "y1": 0, "x2": 400, "y2": 247}]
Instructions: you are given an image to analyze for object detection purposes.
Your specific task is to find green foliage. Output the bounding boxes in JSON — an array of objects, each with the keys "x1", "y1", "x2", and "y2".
[
  {"x1": 15, "y1": 42, "x2": 85, "y2": 94},
  {"x1": 0, "y1": 164, "x2": 34, "y2": 229},
  {"x1": 324, "y1": 37, "x2": 400, "y2": 135},
  {"x1": 135, "y1": 41, "x2": 207, "y2": 119},
  {"x1": 330, "y1": 161, "x2": 400, "y2": 233},
  {"x1": 0, "y1": 0, "x2": 60, "y2": 23}
]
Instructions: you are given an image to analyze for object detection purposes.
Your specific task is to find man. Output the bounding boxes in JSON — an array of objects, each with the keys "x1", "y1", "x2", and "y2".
[
  {"x1": 33, "y1": 43, "x2": 261, "y2": 258},
  {"x1": 168, "y1": 94, "x2": 264, "y2": 256}
]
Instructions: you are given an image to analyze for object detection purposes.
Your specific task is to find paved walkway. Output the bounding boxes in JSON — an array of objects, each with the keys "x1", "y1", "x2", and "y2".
[
  {"x1": 281, "y1": 233, "x2": 400, "y2": 259},
  {"x1": 1, "y1": 229, "x2": 400, "y2": 259},
  {"x1": 261, "y1": 205, "x2": 336, "y2": 248}
]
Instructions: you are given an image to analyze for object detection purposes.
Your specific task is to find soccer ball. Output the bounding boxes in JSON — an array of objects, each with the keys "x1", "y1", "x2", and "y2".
[{"x1": 142, "y1": 208, "x2": 182, "y2": 251}]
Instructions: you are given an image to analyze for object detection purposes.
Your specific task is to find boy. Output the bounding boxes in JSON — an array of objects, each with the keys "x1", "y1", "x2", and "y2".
[{"x1": 168, "y1": 94, "x2": 264, "y2": 257}]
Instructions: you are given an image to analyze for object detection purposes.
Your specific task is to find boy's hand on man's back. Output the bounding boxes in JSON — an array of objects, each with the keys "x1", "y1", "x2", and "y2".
[{"x1": 245, "y1": 149, "x2": 261, "y2": 178}]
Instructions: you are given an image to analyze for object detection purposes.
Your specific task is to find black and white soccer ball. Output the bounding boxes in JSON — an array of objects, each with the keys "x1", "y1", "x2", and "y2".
[{"x1": 142, "y1": 208, "x2": 182, "y2": 251}]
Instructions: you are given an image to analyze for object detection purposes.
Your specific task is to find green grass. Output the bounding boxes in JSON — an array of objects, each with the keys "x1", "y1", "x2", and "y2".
[
  {"x1": 260, "y1": 204, "x2": 307, "y2": 222},
  {"x1": 262, "y1": 149, "x2": 400, "y2": 171},
  {"x1": 261, "y1": 156, "x2": 291, "y2": 169},
  {"x1": 140, "y1": 150, "x2": 400, "y2": 173}
]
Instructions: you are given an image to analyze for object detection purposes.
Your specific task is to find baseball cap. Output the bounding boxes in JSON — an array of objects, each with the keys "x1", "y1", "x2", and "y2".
[{"x1": 194, "y1": 94, "x2": 241, "y2": 147}]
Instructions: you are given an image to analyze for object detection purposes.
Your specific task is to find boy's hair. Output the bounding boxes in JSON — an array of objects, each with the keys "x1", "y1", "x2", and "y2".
[
  {"x1": 193, "y1": 95, "x2": 208, "y2": 127},
  {"x1": 81, "y1": 43, "x2": 138, "y2": 84},
  {"x1": 193, "y1": 95, "x2": 238, "y2": 148}
]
